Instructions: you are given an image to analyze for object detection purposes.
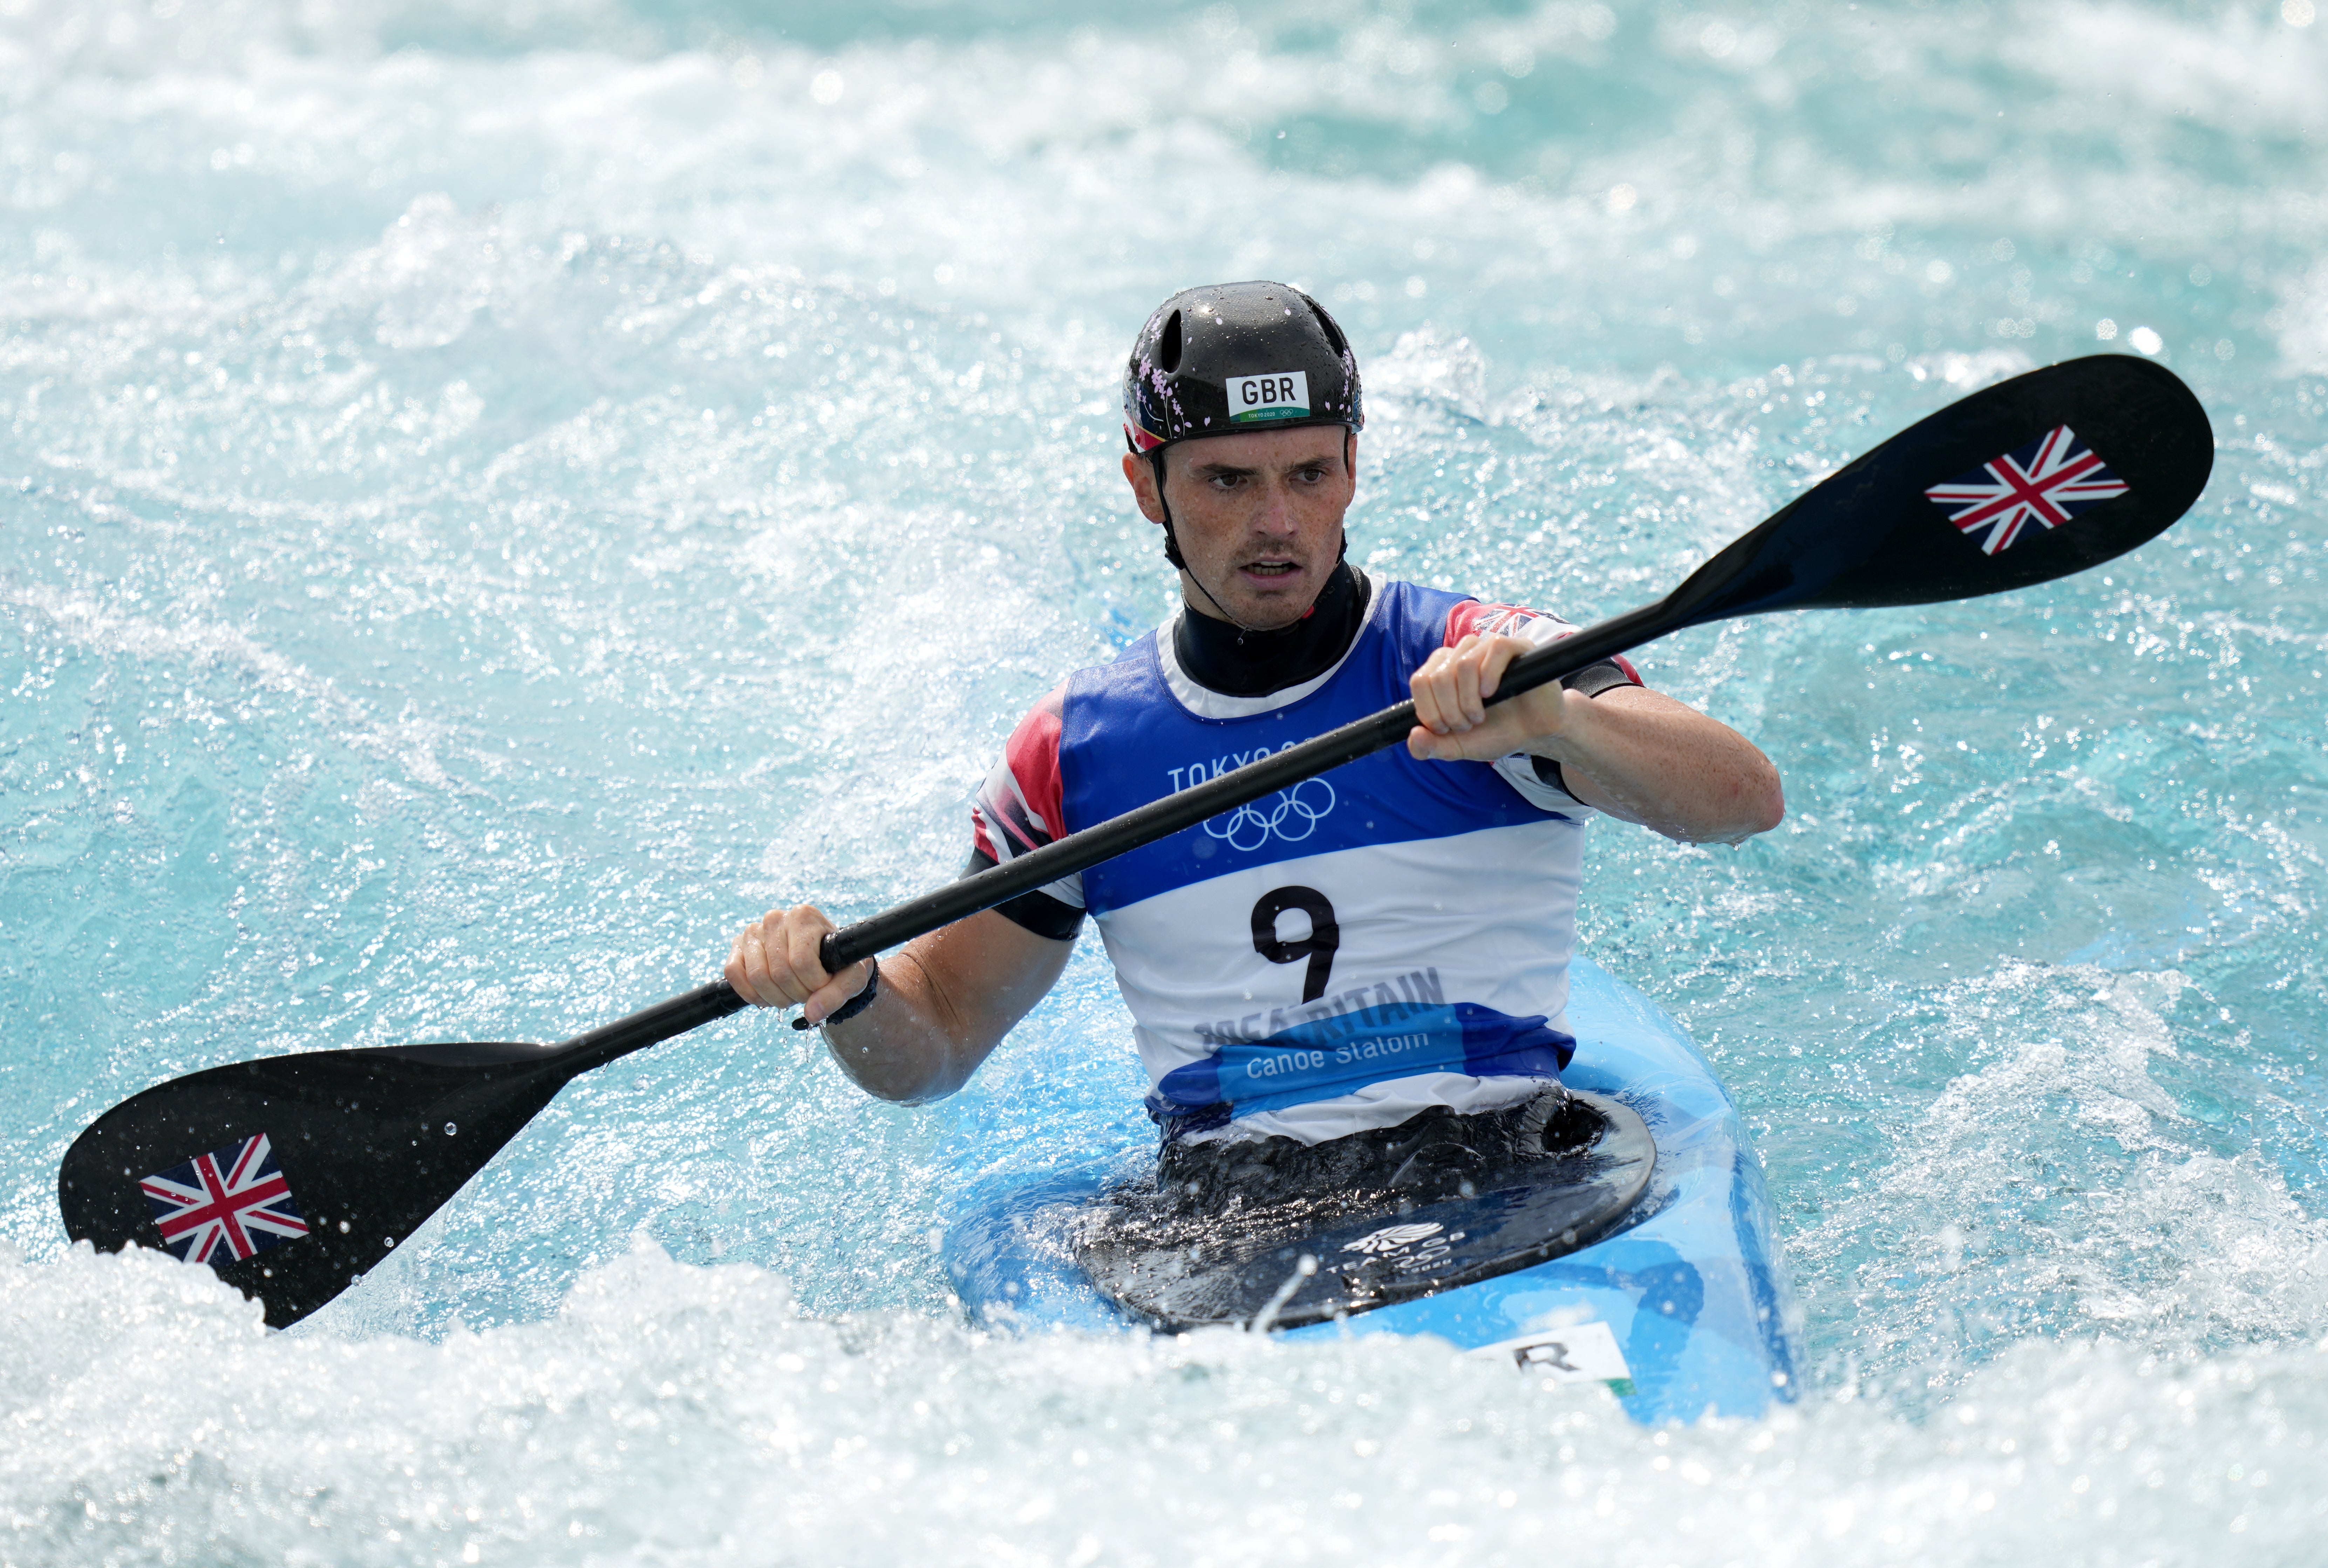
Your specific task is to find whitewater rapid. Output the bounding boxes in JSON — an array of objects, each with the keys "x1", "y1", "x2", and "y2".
[{"x1": 5, "y1": 0, "x2": 2328, "y2": 1562}]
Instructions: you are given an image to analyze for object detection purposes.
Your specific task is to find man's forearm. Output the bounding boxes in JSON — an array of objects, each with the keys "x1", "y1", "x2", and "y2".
[
  {"x1": 1537, "y1": 687, "x2": 1785, "y2": 845},
  {"x1": 817, "y1": 946, "x2": 985, "y2": 1103},
  {"x1": 818, "y1": 911, "x2": 1075, "y2": 1104}
]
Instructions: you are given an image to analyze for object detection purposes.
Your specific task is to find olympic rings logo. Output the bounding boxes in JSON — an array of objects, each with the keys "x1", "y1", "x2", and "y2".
[{"x1": 1204, "y1": 778, "x2": 1337, "y2": 853}]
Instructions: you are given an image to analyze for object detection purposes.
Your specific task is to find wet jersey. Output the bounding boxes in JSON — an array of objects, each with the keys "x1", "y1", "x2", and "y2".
[{"x1": 969, "y1": 573, "x2": 1641, "y2": 1147}]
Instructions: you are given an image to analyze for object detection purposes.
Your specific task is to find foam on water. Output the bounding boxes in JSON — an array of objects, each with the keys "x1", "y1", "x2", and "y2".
[
  {"x1": 5, "y1": 0, "x2": 2327, "y2": 1561},
  {"x1": 10, "y1": 1239, "x2": 2328, "y2": 1563}
]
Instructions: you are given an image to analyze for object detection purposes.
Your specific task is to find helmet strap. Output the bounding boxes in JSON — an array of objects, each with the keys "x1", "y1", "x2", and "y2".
[
  {"x1": 1148, "y1": 449, "x2": 1187, "y2": 571},
  {"x1": 1152, "y1": 447, "x2": 1264, "y2": 636}
]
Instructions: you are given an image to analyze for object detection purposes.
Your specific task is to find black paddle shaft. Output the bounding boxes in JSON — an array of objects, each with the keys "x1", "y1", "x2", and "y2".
[{"x1": 57, "y1": 353, "x2": 2210, "y2": 1329}]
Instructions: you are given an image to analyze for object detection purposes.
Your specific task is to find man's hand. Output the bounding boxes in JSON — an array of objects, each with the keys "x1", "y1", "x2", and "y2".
[
  {"x1": 725, "y1": 904, "x2": 874, "y2": 1025},
  {"x1": 726, "y1": 904, "x2": 1075, "y2": 1103},
  {"x1": 1407, "y1": 633, "x2": 1561, "y2": 763},
  {"x1": 1406, "y1": 632, "x2": 1785, "y2": 846}
]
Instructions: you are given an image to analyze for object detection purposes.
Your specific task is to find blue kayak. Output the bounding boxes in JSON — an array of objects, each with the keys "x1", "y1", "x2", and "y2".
[{"x1": 938, "y1": 956, "x2": 1802, "y2": 1425}]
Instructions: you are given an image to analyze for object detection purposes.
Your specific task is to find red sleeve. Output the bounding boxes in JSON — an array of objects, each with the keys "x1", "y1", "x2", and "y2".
[
  {"x1": 971, "y1": 686, "x2": 1067, "y2": 862},
  {"x1": 1444, "y1": 600, "x2": 1516, "y2": 645},
  {"x1": 1444, "y1": 601, "x2": 1641, "y2": 687}
]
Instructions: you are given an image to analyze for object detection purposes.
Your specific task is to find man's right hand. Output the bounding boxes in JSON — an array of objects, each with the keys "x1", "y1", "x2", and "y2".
[{"x1": 724, "y1": 904, "x2": 875, "y2": 1025}]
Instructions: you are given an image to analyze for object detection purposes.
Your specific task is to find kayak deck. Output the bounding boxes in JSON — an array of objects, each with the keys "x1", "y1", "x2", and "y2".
[
  {"x1": 938, "y1": 957, "x2": 1802, "y2": 1424},
  {"x1": 1075, "y1": 1091, "x2": 1655, "y2": 1331}
]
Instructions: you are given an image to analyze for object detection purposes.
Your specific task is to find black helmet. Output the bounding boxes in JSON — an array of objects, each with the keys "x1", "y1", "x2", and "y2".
[{"x1": 1123, "y1": 280, "x2": 1363, "y2": 456}]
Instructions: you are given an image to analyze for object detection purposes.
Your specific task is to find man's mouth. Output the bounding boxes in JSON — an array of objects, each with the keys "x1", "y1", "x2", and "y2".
[{"x1": 1241, "y1": 560, "x2": 1301, "y2": 579}]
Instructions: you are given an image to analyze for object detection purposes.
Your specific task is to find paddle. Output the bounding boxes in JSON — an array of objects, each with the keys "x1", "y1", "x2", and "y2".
[{"x1": 58, "y1": 353, "x2": 2212, "y2": 1328}]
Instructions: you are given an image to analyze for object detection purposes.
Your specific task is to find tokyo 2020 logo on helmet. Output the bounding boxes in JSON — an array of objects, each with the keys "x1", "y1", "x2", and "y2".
[{"x1": 1122, "y1": 280, "x2": 1364, "y2": 457}]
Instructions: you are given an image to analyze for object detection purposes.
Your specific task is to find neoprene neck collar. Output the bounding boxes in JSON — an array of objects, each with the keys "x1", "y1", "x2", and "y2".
[{"x1": 1173, "y1": 561, "x2": 1372, "y2": 698}]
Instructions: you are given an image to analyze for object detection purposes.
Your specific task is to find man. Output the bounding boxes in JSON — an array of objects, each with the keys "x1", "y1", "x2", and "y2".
[{"x1": 727, "y1": 281, "x2": 1781, "y2": 1199}]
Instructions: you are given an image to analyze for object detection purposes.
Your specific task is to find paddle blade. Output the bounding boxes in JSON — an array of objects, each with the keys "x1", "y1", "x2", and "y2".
[
  {"x1": 58, "y1": 1042, "x2": 577, "y2": 1328},
  {"x1": 1671, "y1": 355, "x2": 2212, "y2": 625}
]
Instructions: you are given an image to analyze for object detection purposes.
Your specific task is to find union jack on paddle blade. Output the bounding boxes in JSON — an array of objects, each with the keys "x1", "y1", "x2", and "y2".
[
  {"x1": 1925, "y1": 424, "x2": 2130, "y2": 555},
  {"x1": 141, "y1": 1132, "x2": 308, "y2": 1266}
]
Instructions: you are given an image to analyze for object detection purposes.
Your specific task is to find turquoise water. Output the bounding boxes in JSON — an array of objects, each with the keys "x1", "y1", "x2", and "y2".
[{"x1": 5, "y1": 0, "x2": 2328, "y2": 1559}]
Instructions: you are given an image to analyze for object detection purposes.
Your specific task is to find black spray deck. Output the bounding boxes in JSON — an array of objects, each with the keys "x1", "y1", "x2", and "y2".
[{"x1": 1074, "y1": 1091, "x2": 1656, "y2": 1331}]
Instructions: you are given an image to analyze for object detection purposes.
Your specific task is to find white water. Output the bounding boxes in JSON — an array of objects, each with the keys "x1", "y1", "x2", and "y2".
[{"x1": 5, "y1": 1, "x2": 2328, "y2": 1562}]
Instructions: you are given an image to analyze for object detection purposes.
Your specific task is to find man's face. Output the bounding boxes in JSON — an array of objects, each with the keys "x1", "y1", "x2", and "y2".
[{"x1": 1121, "y1": 425, "x2": 1357, "y2": 632}]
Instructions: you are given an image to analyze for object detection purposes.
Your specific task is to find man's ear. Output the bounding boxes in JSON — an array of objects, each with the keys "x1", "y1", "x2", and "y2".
[{"x1": 1122, "y1": 450, "x2": 1167, "y2": 525}]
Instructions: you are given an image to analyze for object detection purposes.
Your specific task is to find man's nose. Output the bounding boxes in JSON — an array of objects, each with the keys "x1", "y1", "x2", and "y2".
[{"x1": 1252, "y1": 478, "x2": 1301, "y2": 534}]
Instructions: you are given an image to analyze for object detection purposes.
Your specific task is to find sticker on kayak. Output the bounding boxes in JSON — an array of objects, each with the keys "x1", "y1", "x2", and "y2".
[
  {"x1": 1343, "y1": 1221, "x2": 1445, "y2": 1256},
  {"x1": 1228, "y1": 370, "x2": 1310, "y2": 423},
  {"x1": 1925, "y1": 424, "x2": 2130, "y2": 555},
  {"x1": 141, "y1": 1132, "x2": 309, "y2": 1265},
  {"x1": 1342, "y1": 1220, "x2": 1458, "y2": 1277},
  {"x1": 1469, "y1": 1320, "x2": 1635, "y2": 1394}
]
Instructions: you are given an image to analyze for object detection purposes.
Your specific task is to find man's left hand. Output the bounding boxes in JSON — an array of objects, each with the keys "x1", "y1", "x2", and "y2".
[
  {"x1": 1407, "y1": 631, "x2": 1785, "y2": 845},
  {"x1": 1407, "y1": 632, "x2": 1563, "y2": 762}
]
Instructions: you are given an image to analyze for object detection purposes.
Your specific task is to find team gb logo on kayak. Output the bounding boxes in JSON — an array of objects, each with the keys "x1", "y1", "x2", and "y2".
[{"x1": 1343, "y1": 1221, "x2": 1444, "y2": 1255}]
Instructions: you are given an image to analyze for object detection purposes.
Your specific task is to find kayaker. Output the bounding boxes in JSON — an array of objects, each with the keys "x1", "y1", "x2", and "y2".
[{"x1": 727, "y1": 280, "x2": 1782, "y2": 1202}]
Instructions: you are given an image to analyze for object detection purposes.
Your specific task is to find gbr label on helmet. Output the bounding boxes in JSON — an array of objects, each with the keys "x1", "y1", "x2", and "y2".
[{"x1": 1228, "y1": 371, "x2": 1311, "y2": 423}]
